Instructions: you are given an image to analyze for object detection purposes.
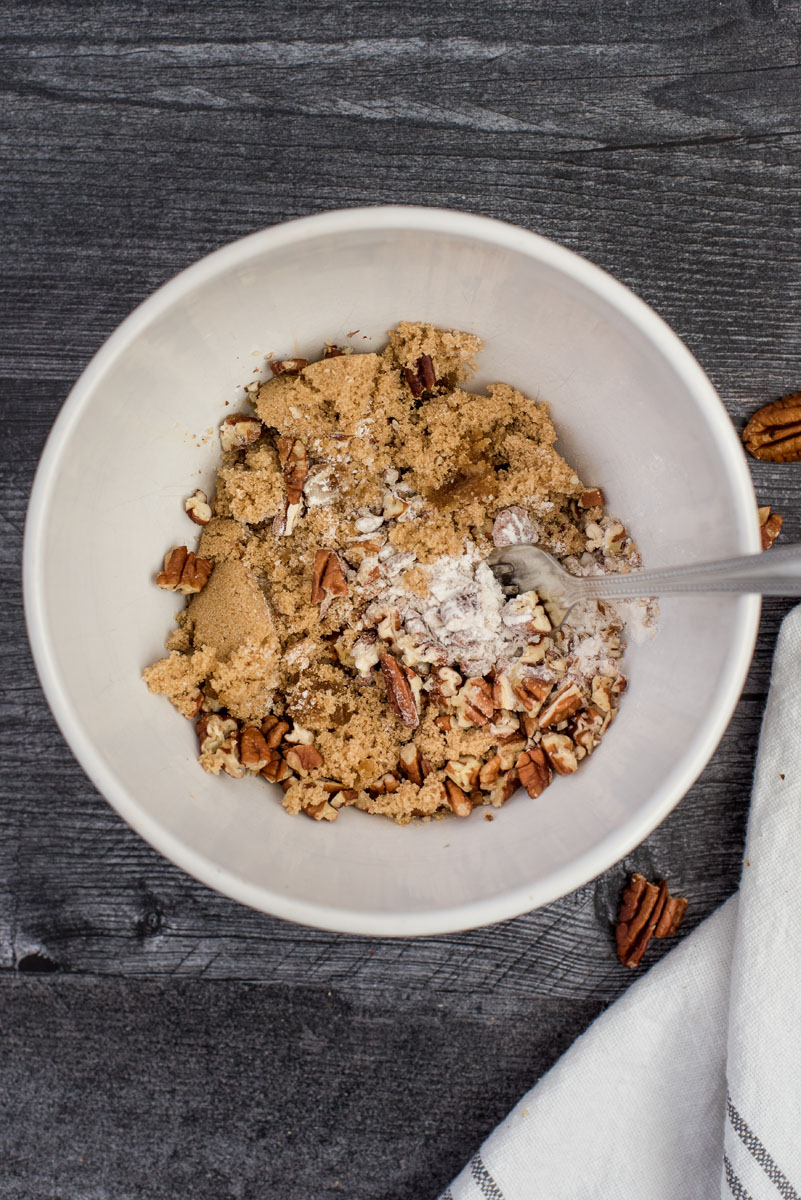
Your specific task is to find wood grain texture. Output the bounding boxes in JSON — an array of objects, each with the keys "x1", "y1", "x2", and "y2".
[{"x1": 2, "y1": 2, "x2": 801, "y2": 1196}]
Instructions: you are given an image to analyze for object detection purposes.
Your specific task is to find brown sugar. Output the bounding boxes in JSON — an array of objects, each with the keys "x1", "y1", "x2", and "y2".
[{"x1": 144, "y1": 322, "x2": 649, "y2": 824}]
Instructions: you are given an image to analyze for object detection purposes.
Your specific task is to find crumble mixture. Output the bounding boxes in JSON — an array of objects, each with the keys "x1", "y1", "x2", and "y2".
[{"x1": 144, "y1": 323, "x2": 651, "y2": 824}]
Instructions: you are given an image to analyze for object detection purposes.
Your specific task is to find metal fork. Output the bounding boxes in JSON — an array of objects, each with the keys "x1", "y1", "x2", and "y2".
[{"x1": 487, "y1": 543, "x2": 801, "y2": 627}]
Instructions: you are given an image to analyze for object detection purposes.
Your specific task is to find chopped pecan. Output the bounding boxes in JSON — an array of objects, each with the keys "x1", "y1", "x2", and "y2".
[
  {"x1": 196, "y1": 713, "x2": 238, "y2": 753},
  {"x1": 284, "y1": 743, "x2": 324, "y2": 776},
  {"x1": 445, "y1": 758, "x2": 481, "y2": 792},
  {"x1": 304, "y1": 797, "x2": 338, "y2": 821},
  {"x1": 492, "y1": 506, "x2": 535, "y2": 548},
  {"x1": 490, "y1": 769, "x2": 519, "y2": 806},
  {"x1": 157, "y1": 546, "x2": 213, "y2": 594},
  {"x1": 444, "y1": 778, "x2": 472, "y2": 818},
  {"x1": 185, "y1": 489, "x2": 212, "y2": 526},
  {"x1": 239, "y1": 726, "x2": 271, "y2": 773},
  {"x1": 367, "y1": 772, "x2": 400, "y2": 796},
  {"x1": 216, "y1": 737, "x2": 245, "y2": 779},
  {"x1": 261, "y1": 749, "x2": 292, "y2": 784},
  {"x1": 330, "y1": 788, "x2": 358, "y2": 808},
  {"x1": 579, "y1": 488, "x2": 605, "y2": 508},
  {"x1": 758, "y1": 505, "x2": 783, "y2": 550},
  {"x1": 351, "y1": 631, "x2": 380, "y2": 676},
  {"x1": 513, "y1": 672, "x2": 554, "y2": 716},
  {"x1": 403, "y1": 354, "x2": 436, "y2": 397},
  {"x1": 490, "y1": 709, "x2": 521, "y2": 738},
  {"x1": 398, "y1": 743, "x2": 432, "y2": 786},
  {"x1": 323, "y1": 344, "x2": 345, "y2": 358},
  {"x1": 270, "y1": 358, "x2": 308, "y2": 376},
  {"x1": 479, "y1": 755, "x2": 502, "y2": 790},
  {"x1": 538, "y1": 681, "x2": 583, "y2": 728},
  {"x1": 380, "y1": 653, "x2": 419, "y2": 728},
  {"x1": 541, "y1": 732, "x2": 578, "y2": 775},
  {"x1": 156, "y1": 545, "x2": 187, "y2": 590},
  {"x1": 520, "y1": 640, "x2": 547, "y2": 665},
  {"x1": 521, "y1": 714, "x2": 539, "y2": 740},
  {"x1": 427, "y1": 665, "x2": 462, "y2": 703},
  {"x1": 616, "y1": 873, "x2": 688, "y2": 968},
  {"x1": 342, "y1": 538, "x2": 384, "y2": 568},
  {"x1": 591, "y1": 675, "x2": 615, "y2": 715},
  {"x1": 383, "y1": 492, "x2": 409, "y2": 519},
  {"x1": 516, "y1": 748, "x2": 552, "y2": 798},
  {"x1": 311, "y1": 548, "x2": 348, "y2": 614},
  {"x1": 276, "y1": 437, "x2": 308, "y2": 504},
  {"x1": 220, "y1": 414, "x2": 262, "y2": 452},
  {"x1": 492, "y1": 673, "x2": 517, "y2": 711},
  {"x1": 454, "y1": 677, "x2": 495, "y2": 727},
  {"x1": 496, "y1": 733, "x2": 527, "y2": 771},
  {"x1": 273, "y1": 500, "x2": 302, "y2": 537},
  {"x1": 570, "y1": 707, "x2": 606, "y2": 756},
  {"x1": 284, "y1": 724, "x2": 315, "y2": 745},
  {"x1": 743, "y1": 393, "x2": 801, "y2": 462},
  {"x1": 261, "y1": 716, "x2": 291, "y2": 749}
]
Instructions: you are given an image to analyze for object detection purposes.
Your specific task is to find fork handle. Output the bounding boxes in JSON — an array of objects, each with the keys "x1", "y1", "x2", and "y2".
[{"x1": 581, "y1": 543, "x2": 801, "y2": 601}]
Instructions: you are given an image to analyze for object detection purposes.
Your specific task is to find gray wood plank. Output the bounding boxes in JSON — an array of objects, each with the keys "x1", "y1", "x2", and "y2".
[{"x1": 0, "y1": 972, "x2": 604, "y2": 1200}]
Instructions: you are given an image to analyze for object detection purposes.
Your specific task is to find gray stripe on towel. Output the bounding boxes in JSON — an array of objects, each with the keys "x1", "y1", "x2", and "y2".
[
  {"x1": 724, "y1": 1153, "x2": 754, "y2": 1200},
  {"x1": 727, "y1": 1092, "x2": 800, "y2": 1200},
  {"x1": 470, "y1": 1154, "x2": 505, "y2": 1200}
]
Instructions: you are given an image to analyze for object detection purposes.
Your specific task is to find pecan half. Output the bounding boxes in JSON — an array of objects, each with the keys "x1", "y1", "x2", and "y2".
[
  {"x1": 156, "y1": 546, "x2": 213, "y2": 594},
  {"x1": 516, "y1": 748, "x2": 552, "y2": 798},
  {"x1": 616, "y1": 873, "x2": 688, "y2": 968},
  {"x1": 284, "y1": 743, "x2": 324, "y2": 776},
  {"x1": 743, "y1": 393, "x2": 801, "y2": 462},
  {"x1": 380, "y1": 653, "x2": 419, "y2": 728},
  {"x1": 444, "y1": 778, "x2": 472, "y2": 818},
  {"x1": 270, "y1": 358, "x2": 308, "y2": 376},
  {"x1": 276, "y1": 437, "x2": 308, "y2": 505},
  {"x1": 759, "y1": 505, "x2": 783, "y2": 551},
  {"x1": 239, "y1": 726, "x2": 271, "y2": 773}
]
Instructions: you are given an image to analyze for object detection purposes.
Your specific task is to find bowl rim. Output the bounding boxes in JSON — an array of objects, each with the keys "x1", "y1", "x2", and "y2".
[{"x1": 23, "y1": 204, "x2": 761, "y2": 935}]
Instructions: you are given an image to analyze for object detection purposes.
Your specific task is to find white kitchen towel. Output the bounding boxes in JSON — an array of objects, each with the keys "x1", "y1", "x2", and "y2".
[{"x1": 440, "y1": 604, "x2": 801, "y2": 1200}]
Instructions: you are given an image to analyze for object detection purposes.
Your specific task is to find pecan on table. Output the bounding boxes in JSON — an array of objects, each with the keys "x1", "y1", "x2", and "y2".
[
  {"x1": 758, "y1": 505, "x2": 783, "y2": 551},
  {"x1": 615, "y1": 873, "x2": 688, "y2": 968},
  {"x1": 742, "y1": 393, "x2": 801, "y2": 462}
]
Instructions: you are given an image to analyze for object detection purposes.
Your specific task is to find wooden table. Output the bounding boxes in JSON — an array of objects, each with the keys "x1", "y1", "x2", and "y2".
[{"x1": 3, "y1": 4, "x2": 800, "y2": 1196}]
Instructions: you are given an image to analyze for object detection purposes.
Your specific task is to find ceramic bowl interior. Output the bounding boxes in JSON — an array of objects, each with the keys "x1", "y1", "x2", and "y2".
[{"x1": 24, "y1": 207, "x2": 760, "y2": 934}]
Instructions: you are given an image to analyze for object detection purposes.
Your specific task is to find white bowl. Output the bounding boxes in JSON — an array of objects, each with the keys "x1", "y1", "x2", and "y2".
[{"x1": 24, "y1": 206, "x2": 760, "y2": 935}]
